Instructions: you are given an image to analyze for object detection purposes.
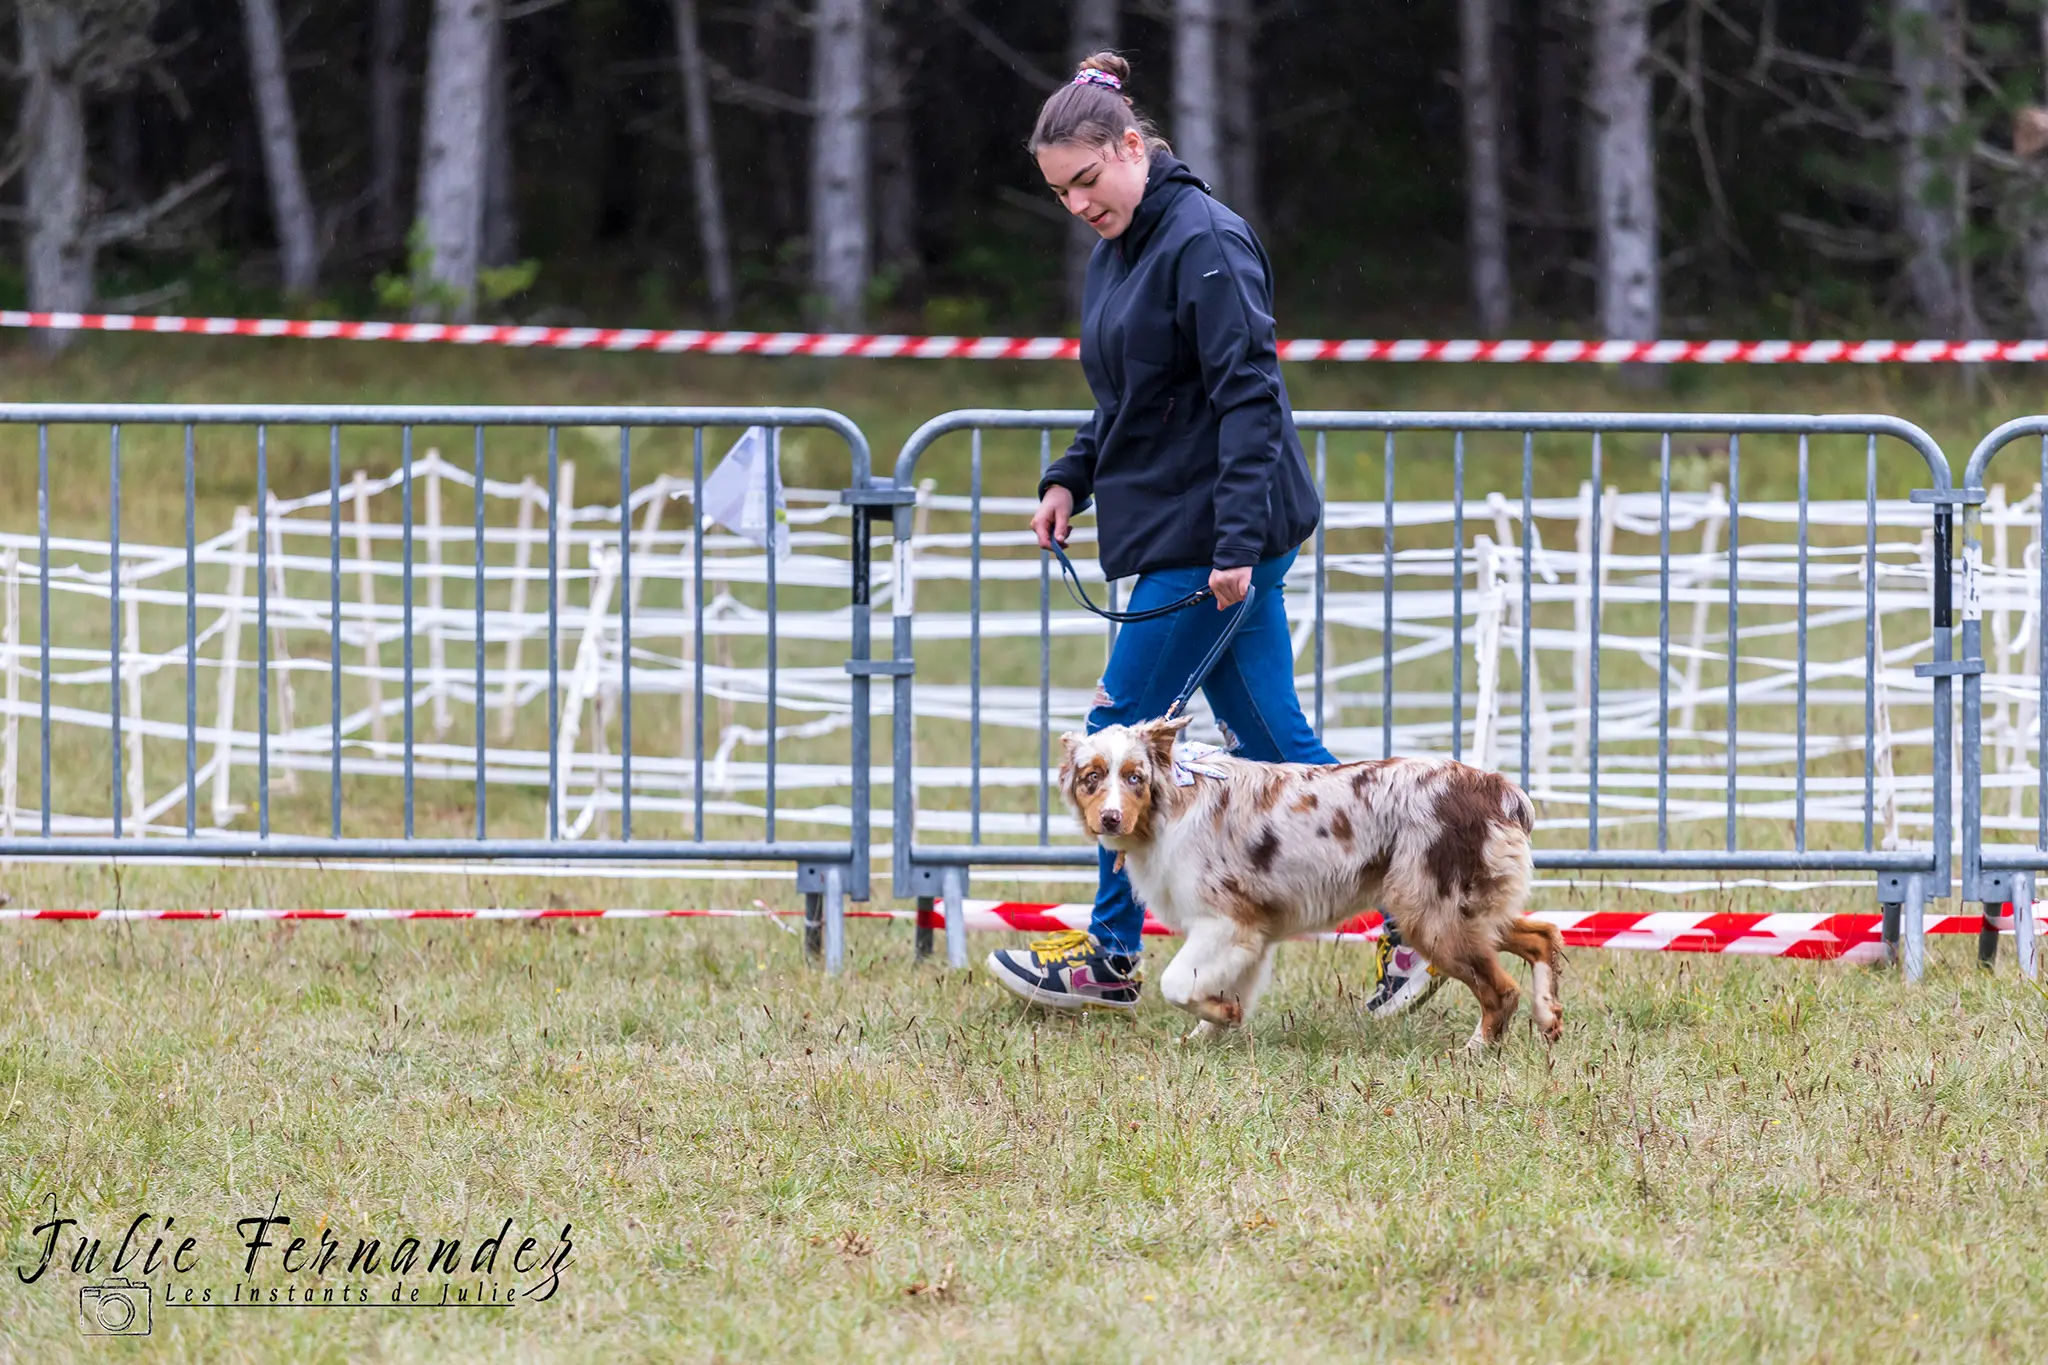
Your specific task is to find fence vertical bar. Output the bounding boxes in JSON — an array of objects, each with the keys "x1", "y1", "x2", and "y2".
[
  {"x1": 1520, "y1": 432, "x2": 1532, "y2": 792},
  {"x1": 1382, "y1": 432, "x2": 1395, "y2": 760},
  {"x1": 1314, "y1": 430, "x2": 1326, "y2": 740},
  {"x1": 37, "y1": 427, "x2": 48, "y2": 839},
  {"x1": 111, "y1": 425, "x2": 125, "y2": 837},
  {"x1": 766, "y1": 426, "x2": 779, "y2": 843},
  {"x1": 190, "y1": 426, "x2": 202, "y2": 839},
  {"x1": 401, "y1": 425, "x2": 414, "y2": 839},
  {"x1": 2040, "y1": 434, "x2": 2047, "y2": 853},
  {"x1": 1726, "y1": 434, "x2": 1740, "y2": 851},
  {"x1": 1867, "y1": 436, "x2": 1879, "y2": 852},
  {"x1": 692, "y1": 428, "x2": 704, "y2": 841},
  {"x1": 1452, "y1": 432, "x2": 1464, "y2": 764},
  {"x1": 548, "y1": 427, "x2": 560, "y2": 841},
  {"x1": 474, "y1": 426, "x2": 487, "y2": 840},
  {"x1": 619, "y1": 425, "x2": 632, "y2": 842},
  {"x1": 1039, "y1": 430, "x2": 1051, "y2": 845},
  {"x1": 970, "y1": 430, "x2": 982, "y2": 842},
  {"x1": 328, "y1": 426, "x2": 342, "y2": 836},
  {"x1": 1796, "y1": 434, "x2": 1809, "y2": 852},
  {"x1": 1658, "y1": 433, "x2": 1671, "y2": 850},
  {"x1": 1588, "y1": 432, "x2": 1602, "y2": 849}
]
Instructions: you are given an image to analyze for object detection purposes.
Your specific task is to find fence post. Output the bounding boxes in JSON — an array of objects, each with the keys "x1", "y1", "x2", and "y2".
[{"x1": 2016, "y1": 870, "x2": 2039, "y2": 981}]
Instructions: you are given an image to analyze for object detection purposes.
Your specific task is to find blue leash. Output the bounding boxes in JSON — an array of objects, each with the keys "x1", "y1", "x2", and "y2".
[{"x1": 1047, "y1": 541, "x2": 1257, "y2": 721}]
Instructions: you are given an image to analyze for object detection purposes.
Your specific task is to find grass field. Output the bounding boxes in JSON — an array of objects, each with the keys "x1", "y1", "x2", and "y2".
[
  {"x1": 2, "y1": 918, "x2": 2046, "y2": 1362},
  {"x1": 3, "y1": 338, "x2": 2048, "y2": 1361}
]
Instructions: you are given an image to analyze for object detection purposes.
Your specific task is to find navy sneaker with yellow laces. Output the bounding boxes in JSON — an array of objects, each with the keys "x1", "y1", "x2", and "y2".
[
  {"x1": 1364, "y1": 922, "x2": 1443, "y2": 1017},
  {"x1": 986, "y1": 930, "x2": 1142, "y2": 1013}
]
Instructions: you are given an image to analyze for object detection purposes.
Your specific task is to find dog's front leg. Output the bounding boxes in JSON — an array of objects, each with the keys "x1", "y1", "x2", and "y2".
[{"x1": 1161, "y1": 918, "x2": 1269, "y2": 1033}]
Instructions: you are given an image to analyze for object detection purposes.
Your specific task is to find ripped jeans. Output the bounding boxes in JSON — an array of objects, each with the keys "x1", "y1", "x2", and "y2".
[{"x1": 1085, "y1": 549, "x2": 1335, "y2": 954}]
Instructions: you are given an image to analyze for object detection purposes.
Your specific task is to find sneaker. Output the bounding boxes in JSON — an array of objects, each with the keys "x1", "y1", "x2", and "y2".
[
  {"x1": 986, "y1": 929, "x2": 1142, "y2": 1013},
  {"x1": 1365, "y1": 924, "x2": 1443, "y2": 1018}
]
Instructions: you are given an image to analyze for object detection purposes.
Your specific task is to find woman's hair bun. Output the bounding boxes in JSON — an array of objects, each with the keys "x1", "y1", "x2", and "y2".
[{"x1": 1077, "y1": 52, "x2": 1130, "y2": 86}]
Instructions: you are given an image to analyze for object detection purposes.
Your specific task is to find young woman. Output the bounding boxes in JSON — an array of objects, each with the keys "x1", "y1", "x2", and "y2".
[{"x1": 985, "y1": 53, "x2": 1438, "y2": 1019}]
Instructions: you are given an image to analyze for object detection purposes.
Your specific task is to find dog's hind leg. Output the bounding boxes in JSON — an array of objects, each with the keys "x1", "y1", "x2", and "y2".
[{"x1": 1499, "y1": 917, "x2": 1564, "y2": 1042}]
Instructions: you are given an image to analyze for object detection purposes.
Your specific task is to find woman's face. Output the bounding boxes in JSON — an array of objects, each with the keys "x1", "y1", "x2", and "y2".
[{"x1": 1037, "y1": 129, "x2": 1150, "y2": 240}]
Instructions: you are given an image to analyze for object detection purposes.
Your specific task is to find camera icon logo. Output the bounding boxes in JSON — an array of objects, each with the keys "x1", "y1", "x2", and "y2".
[{"x1": 78, "y1": 1278, "x2": 153, "y2": 1335}]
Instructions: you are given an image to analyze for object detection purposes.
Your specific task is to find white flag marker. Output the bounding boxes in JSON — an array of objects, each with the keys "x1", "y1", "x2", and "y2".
[{"x1": 699, "y1": 426, "x2": 790, "y2": 559}]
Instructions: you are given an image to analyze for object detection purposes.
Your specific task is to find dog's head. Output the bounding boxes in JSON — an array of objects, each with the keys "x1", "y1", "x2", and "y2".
[{"x1": 1057, "y1": 715, "x2": 1189, "y2": 845}]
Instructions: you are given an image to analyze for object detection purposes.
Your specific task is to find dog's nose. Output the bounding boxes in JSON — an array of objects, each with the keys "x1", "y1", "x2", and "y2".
[{"x1": 1099, "y1": 809, "x2": 1122, "y2": 833}]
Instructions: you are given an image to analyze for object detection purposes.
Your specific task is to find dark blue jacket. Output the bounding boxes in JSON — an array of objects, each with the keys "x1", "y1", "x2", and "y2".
[{"x1": 1040, "y1": 152, "x2": 1320, "y2": 581}]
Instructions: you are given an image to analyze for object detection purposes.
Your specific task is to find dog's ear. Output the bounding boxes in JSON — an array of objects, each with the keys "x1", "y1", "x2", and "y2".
[
  {"x1": 1141, "y1": 714, "x2": 1192, "y2": 763},
  {"x1": 1057, "y1": 731, "x2": 1084, "y2": 779}
]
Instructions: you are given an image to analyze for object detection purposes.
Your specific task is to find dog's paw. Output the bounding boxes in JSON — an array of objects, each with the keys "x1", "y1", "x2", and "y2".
[{"x1": 1180, "y1": 1020, "x2": 1222, "y2": 1044}]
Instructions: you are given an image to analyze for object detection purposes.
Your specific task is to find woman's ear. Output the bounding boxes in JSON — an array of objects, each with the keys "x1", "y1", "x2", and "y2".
[{"x1": 1122, "y1": 127, "x2": 1146, "y2": 160}]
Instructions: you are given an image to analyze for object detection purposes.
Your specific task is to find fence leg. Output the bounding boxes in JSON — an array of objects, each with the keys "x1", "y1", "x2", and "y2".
[
  {"x1": 1903, "y1": 876, "x2": 1927, "y2": 984},
  {"x1": 823, "y1": 863, "x2": 846, "y2": 975},
  {"x1": 1881, "y1": 900, "x2": 1902, "y2": 967},
  {"x1": 915, "y1": 895, "x2": 935, "y2": 961},
  {"x1": 2015, "y1": 871, "x2": 2039, "y2": 981},
  {"x1": 804, "y1": 892, "x2": 822, "y2": 962},
  {"x1": 941, "y1": 866, "x2": 968, "y2": 969},
  {"x1": 1979, "y1": 900, "x2": 2002, "y2": 970}
]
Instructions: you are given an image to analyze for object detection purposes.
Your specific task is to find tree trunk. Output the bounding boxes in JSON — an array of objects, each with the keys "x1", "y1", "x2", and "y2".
[
  {"x1": 1172, "y1": 0, "x2": 1223, "y2": 193},
  {"x1": 1065, "y1": 0, "x2": 1121, "y2": 322},
  {"x1": 370, "y1": 0, "x2": 408, "y2": 245},
  {"x1": 1460, "y1": 0, "x2": 1511, "y2": 335},
  {"x1": 809, "y1": 0, "x2": 870, "y2": 329},
  {"x1": 19, "y1": 4, "x2": 92, "y2": 352},
  {"x1": 1588, "y1": 0, "x2": 1659, "y2": 345},
  {"x1": 1892, "y1": 0, "x2": 1964, "y2": 333},
  {"x1": 1217, "y1": 0, "x2": 1257, "y2": 225},
  {"x1": 672, "y1": 0, "x2": 736, "y2": 322},
  {"x1": 240, "y1": 0, "x2": 321, "y2": 297},
  {"x1": 413, "y1": 0, "x2": 497, "y2": 321},
  {"x1": 2027, "y1": 15, "x2": 2048, "y2": 335},
  {"x1": 871, "y1": 1, "x2": 921, "y2": 303},
  {"x1": 481, "y1": 12, "x2": 517, "y2": 269}
]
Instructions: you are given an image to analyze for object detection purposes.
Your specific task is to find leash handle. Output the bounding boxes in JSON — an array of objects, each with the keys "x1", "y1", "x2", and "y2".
[
  {"x1": 1048, "y1": 541, "x2": 1211, "y2": 623},
  {"x1": 1163, "y1": 584, "x2": 1257, "y2": 720}
]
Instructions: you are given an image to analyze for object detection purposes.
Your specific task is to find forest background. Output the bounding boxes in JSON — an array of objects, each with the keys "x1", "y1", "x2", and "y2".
[{"x1": 10, "y1": 0, "x2": 2048, "y2": 351}]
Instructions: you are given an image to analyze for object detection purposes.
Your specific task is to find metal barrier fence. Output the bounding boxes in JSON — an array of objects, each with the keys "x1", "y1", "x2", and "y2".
[
  {"x1": 0, "y1": 403, "x2": 877, "y2": 963},
  {"x1": 1958, "y1": 419, "x2": 2048, "y2": 978},
  {"x1": 27, "y1": 400, "x2": 2048, "y2": 988},
  {"x1": 886, "y1": 410, "x2": 1962, "y2": 975}
]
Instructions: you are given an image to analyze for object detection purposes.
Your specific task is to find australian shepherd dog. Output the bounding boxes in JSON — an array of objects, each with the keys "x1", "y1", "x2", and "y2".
[{"x1": 1058, "y1": 716, "x2": 1563, "y2": 1045}]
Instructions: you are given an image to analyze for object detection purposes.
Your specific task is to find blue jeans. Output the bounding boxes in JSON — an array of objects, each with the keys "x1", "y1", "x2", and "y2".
[{"x1": 1086, "y1": 550, "x2": 1334, "y2": 953}]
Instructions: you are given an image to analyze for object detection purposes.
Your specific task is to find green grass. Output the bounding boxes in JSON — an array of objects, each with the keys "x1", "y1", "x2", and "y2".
[
  {"x1": 2, "y1": 339, "x2": 2047, "y2": 1359},
  {"x1": 2, "y1": 917, "x2": 2046, "y2": 1362}
]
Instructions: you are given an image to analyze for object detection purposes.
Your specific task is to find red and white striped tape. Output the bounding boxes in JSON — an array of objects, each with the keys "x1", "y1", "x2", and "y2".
[
  {"x1": 9, "y1": 901, "x2": 2039, "y2": 964},
  {"x1": 919, "y1": 901, "x2": 2048, "y2": 963},
  {"x1": 8, "y1": 309, "x2": 2048, "y2": 363}
]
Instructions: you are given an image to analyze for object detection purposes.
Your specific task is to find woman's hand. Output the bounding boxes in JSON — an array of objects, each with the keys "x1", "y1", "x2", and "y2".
[
  {"x1": 1209, "y1": 566, "x2": 1252, "y2": 608},
  {"x1": 1032, "y1": 485, "x2": 1076, "y2": 550}
]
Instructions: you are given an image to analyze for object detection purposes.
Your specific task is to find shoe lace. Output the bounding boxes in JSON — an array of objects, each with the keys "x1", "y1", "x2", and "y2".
[{"x1": 1028, "y1": 929, "x2": 1097, "y2": 965}]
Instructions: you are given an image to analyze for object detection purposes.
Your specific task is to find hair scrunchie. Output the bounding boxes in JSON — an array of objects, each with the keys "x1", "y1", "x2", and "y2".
[{"x1": 1072, "y1": 69, "x2": 1122, "y2": 92}]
